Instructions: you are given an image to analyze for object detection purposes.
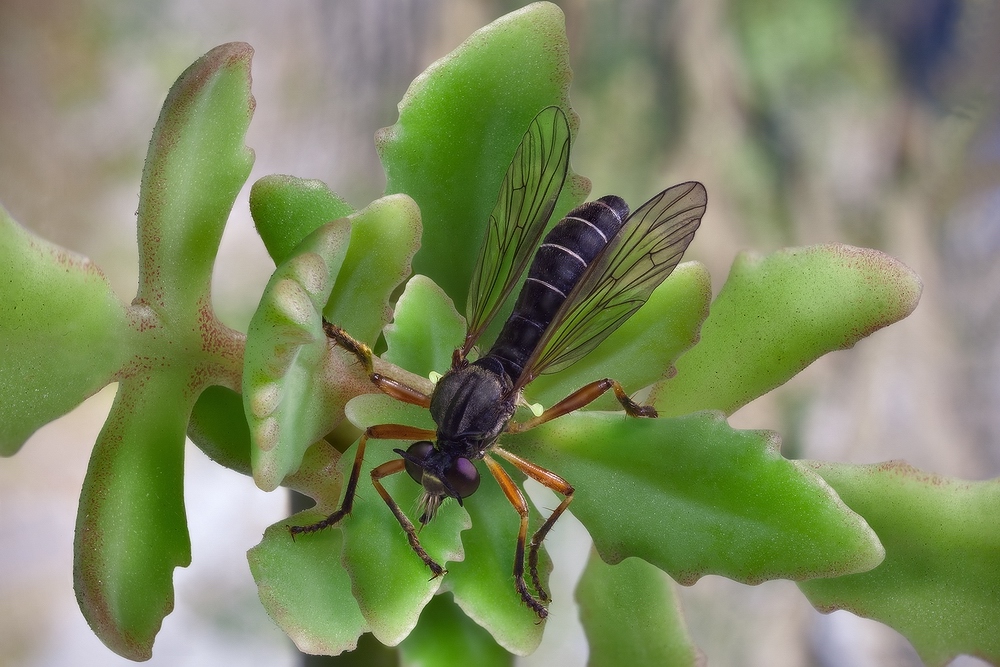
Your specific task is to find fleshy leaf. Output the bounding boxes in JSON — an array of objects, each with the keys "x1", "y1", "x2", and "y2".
[
  {"x1": 337, "y1": 394, "x2": 465, "y2": 645},
  {"x1": 346, "y1": 392, "x2": 436, "y2": 439},
  {"x1": 525, "y1": 261, "x2": 711, "y2": 410},
  {"x1": 399, "y1": 594, "x2": 513, "y2": 667},
  {"x1": 337, "y1": 433, "x2": 469, "y2": 646},
  {"x1": 187, "y1": 385, "x2": 252, "y2": 475},
  {"x1": 0, "y1": 205, "x2": 130, "y2": 454},
  {"x1": 135, "y1": 43, "x2": 256, "y2": 314},
  {"x1": 344, "y1": 392, "x2": 550, "y2": 654},
  {"x1": 244, "y1": 195, "x2": 422, "y2": 491},
  {"x1": 506, "y1": 411, "x2": 884, "y2": 584},
  {"x1": 74, "y1": 375, "x2": 192, "y2": 661},
  {"x1": 249, "y1": 174, "x2": 354, "y2": 266},
  {"x1": 326, "y1": 194, "x2": 424, "y2": 346},
  {"x1": 383, "y1": 275, "x2": 466, "y2": 378},
  {"x1": 799, "y1": 462, "x2": 1000, "y2": 667},
  {"x1": 244, "y1": 219, "x2": 354, "y2": 491},
  {"x1": 280, "y1": 438, "x2": 345, "y2": 511},
  {"x1": 577, "y1": 551, "x2": 702, "y2": 667},
  {"x1": 444, "y1": 456, "x2": 551, "y2": 656},
  {"x1": 378, "y1": 1, "x2": 590, "y2": 312},
  {"x1": 650, "y1": 244, "x2": 922, "y2": 416},
  {"x1": 246, "y1": 438, "x2": 354, "y2": 654},
  {"x1": 248, "y1": 511, "x2": 369, "y2": 656},
  {"x1": 371, "y1": 229, "x2": 551, "y2": 655},
  {"x1": 71, "y1": 42, "x2": 256, "y2": 659}
]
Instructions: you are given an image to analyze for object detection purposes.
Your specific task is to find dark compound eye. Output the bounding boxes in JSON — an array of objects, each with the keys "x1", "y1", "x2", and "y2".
[
  {"x1": 403, "y1": 441, "x2": 435, "y2": 484},
  {"x1": 444, "y1": 457, "x2": 481, "y2": 499}
]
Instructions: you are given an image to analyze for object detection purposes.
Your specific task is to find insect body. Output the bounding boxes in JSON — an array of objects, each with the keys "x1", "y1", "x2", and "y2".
[{"x1": 292, "y1": 107, "x2": 707, "y2": 618}]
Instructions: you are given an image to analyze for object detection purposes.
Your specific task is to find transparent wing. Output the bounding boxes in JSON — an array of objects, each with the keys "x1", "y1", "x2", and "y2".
[
  {"x1": 514, "y1": 181, "x2": 707, "y2": 388},
  {"x1": 463, "y1": 106, "x2": 571, "y2": 354}
]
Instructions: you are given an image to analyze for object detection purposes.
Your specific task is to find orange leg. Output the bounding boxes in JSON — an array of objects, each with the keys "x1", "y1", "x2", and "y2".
[
  {"x1": 494, "y1": 446, "x2": 574, "y2": 603},
  {"x1": 371, "y1": 458, "x2": 446, "y2": 578},
  {"x1": 289, "y1": 423, "x2": 435, "y2": 538},
  {"x1": 484, "y1": 455, "x2": 548, "y2": 618},
  {"x1": 508, "y1": 378, "x2": 656, "y2": 433},
  {"x1": 324, "y1": 319, "x2": 432, "y2": 408}
]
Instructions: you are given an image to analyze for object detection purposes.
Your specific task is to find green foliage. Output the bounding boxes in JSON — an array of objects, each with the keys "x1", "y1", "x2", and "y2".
[
  {"x1": 244, "y1": 194, "x2": 422, "y2": 491},
  {"x1": 512, "y1": 412, "x2": 884, "y2": 584},
  {"x1": 382, "y1": 276, "x2": 466, "y2": 378},
  {"x1": 249, "y1": 175, "x2": 354, "y2": 266},
  {"x1": 400, "y1": 594, "x2": 513, "y2": 667},
  {"x1": 249, "y1": 517, "x2": 367, "y2": 655},
  {"x1": 0, "y1": 3, "x2": 994, "y2": 666},
  {"x1": 577, "y1": 552, "x2": 700, "y2": 666},
  {"x1": 0, "y1": 204, "x2": 129, "y2": 454},
  {"x1": 650, "y1": 245, "x2": 923, "y2": 417},
  {"x1": 800, "y1": 462, "x2": 1000, "y2": 667},
  {"x1": 378, "y1": 2, "x2": 589, "y2": 312},
  {"x1": 74, "y1": 43, "x2": 255, "y2": 660},
  {"x1": 0, "y1": 43, "x2": 255, "y2": 659}
]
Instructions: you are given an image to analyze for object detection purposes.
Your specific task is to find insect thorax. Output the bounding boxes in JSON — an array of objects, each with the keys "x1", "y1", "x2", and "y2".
[{"x1": 429, "y1": 358, "x2": 516, "y2": 457}]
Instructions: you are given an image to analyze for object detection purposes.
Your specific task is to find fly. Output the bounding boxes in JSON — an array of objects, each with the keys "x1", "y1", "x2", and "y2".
[{"x1": 291, "y1": 106, "x2": 707, "y2": 618}]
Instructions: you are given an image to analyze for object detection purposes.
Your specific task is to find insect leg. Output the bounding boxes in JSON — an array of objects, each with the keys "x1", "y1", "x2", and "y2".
[
  {"x1": 494, "y1": 446, "x2": 573, "y2": 603},
  {"x1": 323, "y1": 319, "x2": 432, "y2": 408},
  {"x1": 371, "y1": 458, "x2": 447, "y2": 579},
  {"x1": 289, "y1": 429, "x2": 371, "y2": 538},
  {"x1": 483, "y1": 455, "x2": 548, "y2": 618},
  {"x1": 508, "y1": 378, "x2": 656, "y2": 433},
  {"x1": 288, "y1": 423, "x2": 435, "y2": 538}
]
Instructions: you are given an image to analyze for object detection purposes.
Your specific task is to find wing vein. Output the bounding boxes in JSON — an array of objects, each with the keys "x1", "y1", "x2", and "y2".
[{"x1": 512, "y1": 181, "x2": 707, "y2": 388}]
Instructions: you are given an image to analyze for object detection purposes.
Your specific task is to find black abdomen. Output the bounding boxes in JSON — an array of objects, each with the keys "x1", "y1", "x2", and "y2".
[{"x1": 484, "y1": 195, "x2": 629, "y2": 381}]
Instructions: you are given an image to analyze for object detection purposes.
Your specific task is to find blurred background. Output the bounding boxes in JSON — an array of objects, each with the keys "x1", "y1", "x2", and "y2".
[{"x1": 1, "y1": 0, "x2": 998, "y2": 665}]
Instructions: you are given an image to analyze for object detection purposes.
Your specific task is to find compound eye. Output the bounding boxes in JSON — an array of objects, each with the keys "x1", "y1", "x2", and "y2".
[
  {"x1": 445, "y1": 457, "x2": 481, "y2": 499},
  {"x1": 403, "y1": 441, "x2": 435, "y2": 484}
]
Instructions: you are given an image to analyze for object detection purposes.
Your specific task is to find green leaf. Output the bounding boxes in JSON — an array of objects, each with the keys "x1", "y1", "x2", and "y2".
[
  {"x1": 344, "y1": 393, "x2": 550, "y2": 655},
  {"x1": 338, "y1": 433, "x2": 469, "y2": 646},
  {"x1": 321, "y1": 392, "x2": 464, "y2": 650},
  {"x1": 325, "y1": 195, "x2": 423, "y2": 346},
  {"x1": 650, "y1": 244, "x2": 922, "y2": 416},
  {"x1": 248, "y1": 512, "x2": 369, "y2": 656},
  {"x1": 379, "y1": 1, "x2": 590, "y2": 311},
  {"x1": 70, "y1": 42, "x2": 257, "y2": 659},
  {"x1": 349, "y1": 285, "x2": 548, "y2": 652},
  {"x1": 250, "y1": 174, "x2": 354, "y2": 266},
  {"x1": 187, "y1": 385, "x2": 252, "y2": 475},
  {"x1": 577, "y1": 552, "x2": 701, "y2": 667},
  {"x1": 73, "y1": 374, "x2": 191, "y2": 661},
  {"x1": 444, "y1": 456, "x2": 550, "y2": 656},
  {"x1": 246, "y1": 437, "x2": 356, "y2": 654},
  {"x1": 383, "y1": 275, "x2": 466, "y2": 378},
  {"x1": 799, "y1": 462, "x2": 1000, "y2": 667},
  {"x1": 400, "y1": 594, "x2": 513, "y2": 667},
  {"x1": 507, "y1": 411, "x2": 884, "y2": 584},
  {"x1": 0, "y1": 205, "x2": 130, "y2": 454},
  {"x1": 525, "y1": 261, "x2": 711, "y2": 410},
  {"x1": 244, "y1": 195, "x2": 422, "y2": 491},
  {"x1": 244, "y1": 218, "x2": 353, "y2": 491},
  {"x1": 280, "y1": 439, "x2": 347, "y2": 512},
  {"x1": 136, "y1": 41, "x2": 256, "y2": 314}
]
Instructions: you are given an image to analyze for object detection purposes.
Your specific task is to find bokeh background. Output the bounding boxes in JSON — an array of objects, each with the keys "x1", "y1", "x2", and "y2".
[{"x1": 1, "y1": 1, "x2": 998, "y2": 665}]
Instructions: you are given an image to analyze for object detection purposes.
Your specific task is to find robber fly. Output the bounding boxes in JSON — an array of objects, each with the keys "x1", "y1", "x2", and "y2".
[{"x1": 291, "y1": 106, "x2": 707, "y2": 618}]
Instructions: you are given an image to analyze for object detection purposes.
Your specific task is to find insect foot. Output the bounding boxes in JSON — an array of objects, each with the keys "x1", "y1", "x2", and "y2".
[
  {"x1": 426, "y1": 561, "x2": 447, "y2": 580},
  {"x1": 287, "y1": 509, "x2": 348, "y2": 540},
  {"x1": 516, "y1": 577, "x2": 549, "y2": 619}
]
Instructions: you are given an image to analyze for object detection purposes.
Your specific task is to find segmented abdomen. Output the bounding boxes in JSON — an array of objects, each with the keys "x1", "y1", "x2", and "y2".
[{"x1": 483, "y1": 195, "x2": 629, "y2": 382}]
